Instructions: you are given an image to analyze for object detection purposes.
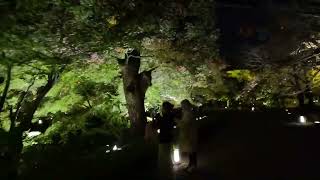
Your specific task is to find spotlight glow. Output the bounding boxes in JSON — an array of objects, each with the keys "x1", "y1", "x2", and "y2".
[
  {"x1": 173, "y1": 148, "x2": 180, "y2": 163},
  {"x1": 147, "y1": 117, "x2": 153, "y2": 122},
  {"x1": 299, "y1": 116, "x2": 306, "y2": 124},
  {"x1": 113, "y1": 145, "x2": 118, "y2": 151},
  {"x1": 251, "y1": 107, "x2": 255, "y2": 111},
  {"x1": 315, "y1": 121, "x2": 320, "y2": 124},
  {"x1": 157, "y1": 129, "x2": 160, "y2": 133},
  {"x1": 38, "y1": 120, "x2": 43, "y2": 124},
  {"x1": 27, "y1": 131, "x2": 41, "y2": 138}
]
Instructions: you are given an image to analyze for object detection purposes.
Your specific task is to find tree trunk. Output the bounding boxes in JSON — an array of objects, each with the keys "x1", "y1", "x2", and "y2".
[
  {"x1": 118, "y1": 49, "x2": 153, "y2": 137},
  {"x1": 7, "y1": 127, "x2": 23, "y2": 180},
  {"x1": 6, "y1": 71, "x2": 59, "y2": 179},
  {"x1": 17, "y1": 72, "x2": 57, "y2": 131},
  {"x1": 292, "y1": 67, "x2": 305, "y2": 108},
  {"x1": 297, "y1": 92, "x2": 305, "y2": 108},
  {"x1": 305, "y1": 86, "x2": 314, "y2": 108},
  {"x1": 0, "y1": 63, "x2": 12, "y2": 112}
]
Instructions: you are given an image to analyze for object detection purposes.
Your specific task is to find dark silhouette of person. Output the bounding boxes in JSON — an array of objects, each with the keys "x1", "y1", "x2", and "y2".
[{"x1": 156, "y1": 101, "x2": 175, "y2": 179}]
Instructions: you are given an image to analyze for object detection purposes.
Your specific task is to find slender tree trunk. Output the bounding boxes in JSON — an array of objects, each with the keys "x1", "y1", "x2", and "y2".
[
  {"x1": 297, "y1": 92, "x2": 305, "y2": 108},
  {"x1": 292, "y1": 68, "x2": 305, "y2": 108},
  {"x1": 7, "y1": 71, "x2": 59, "y2": 179},
  {"x1": 279, "y1": 97, "x2": 285, "y2": 108},
  {"x1": 305, "y1": 86, "x2": 314, "y2": 108},
  {"x1": 118, "y1": 49, "x2": 153, "y2": 137},
  {"x1": 0, "y1": 63, "x2": 12, "y2": 112},
  {"x1": 17, "y1": 72, "x2": 58, "y2": 131}
]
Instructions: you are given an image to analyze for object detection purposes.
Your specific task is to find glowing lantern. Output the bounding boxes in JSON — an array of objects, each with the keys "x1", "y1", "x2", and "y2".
[
  {"x1": 113, "y1": 145, "x2": 118, "y2": 151},
  {"x1": 173, "y1": 148, "x2": 180, "y2": 164},
  {"x1": 299, "y1": 116, "x2": 306, "y2": 124}
]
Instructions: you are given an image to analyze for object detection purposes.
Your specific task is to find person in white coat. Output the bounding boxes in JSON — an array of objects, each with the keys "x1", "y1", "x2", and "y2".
[{"x1": 178, "y1": 99, "x2": 198, "y2": 172}]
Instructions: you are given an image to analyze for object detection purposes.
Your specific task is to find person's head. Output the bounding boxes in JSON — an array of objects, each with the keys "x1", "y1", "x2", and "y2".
[
  {"x1": 162, "y1": 101, "x2": 174, "y2": 115},
  {"x1": 181, "y1": 99, "x2": 192, "y2": 111}
]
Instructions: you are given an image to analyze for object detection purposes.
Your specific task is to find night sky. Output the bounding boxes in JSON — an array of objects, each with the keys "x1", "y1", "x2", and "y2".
[{"x1": 216, "y1": 0, "x2": 320, "y2": 67}]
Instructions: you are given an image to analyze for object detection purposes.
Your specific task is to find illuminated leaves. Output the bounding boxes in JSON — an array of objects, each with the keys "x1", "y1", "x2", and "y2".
[
  {"x1": 106, "y1": 16, "x2": 119, "y2": 28},
  {"x1": 227, "y1": 70, "x2": 254, "y2": 82}
]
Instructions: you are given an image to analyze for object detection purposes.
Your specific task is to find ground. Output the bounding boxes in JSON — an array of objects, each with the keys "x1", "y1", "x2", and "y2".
[
  {"x1": 175, "y1": 110, "x2": 320, "y2": 180},
  {"x1": 3, "y1": 109, "x2": 320, "y2": 180}
]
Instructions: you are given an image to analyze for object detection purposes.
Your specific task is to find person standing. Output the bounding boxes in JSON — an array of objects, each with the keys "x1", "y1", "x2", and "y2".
[
  {"x1": 156, "y1": 101, "x2": 175, "y2": 180},
  {"x1": 178, "y1": 99, "x2": 198, "y2": 172}
]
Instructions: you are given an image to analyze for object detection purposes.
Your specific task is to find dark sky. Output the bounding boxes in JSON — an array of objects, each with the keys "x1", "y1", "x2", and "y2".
[{"x1": 215, "y1": 0, "x2": 320, "y2": 67}]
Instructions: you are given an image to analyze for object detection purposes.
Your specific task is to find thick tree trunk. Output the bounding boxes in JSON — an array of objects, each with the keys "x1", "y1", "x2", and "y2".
[
  {"x1": 118, "y1": 49, "x2": 152, "y2": 137},
  {"x1": 0, "y1": 63, "x2": 12, "y2": 112},
  {"x1": 7, "y1": 127, "x2": 23, "y2": 180}
]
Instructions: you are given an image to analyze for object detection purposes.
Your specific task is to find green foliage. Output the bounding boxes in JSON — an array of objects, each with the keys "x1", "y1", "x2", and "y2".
[
  {"x1": 145, "y1": 66, "x2": 193, "y2": 107},
  {"x1": 227, "y1": 70, "x2": 254, "y2": 82},
  {"x1": 0, "y1": 0, "x2": 222, "y2": 152}
]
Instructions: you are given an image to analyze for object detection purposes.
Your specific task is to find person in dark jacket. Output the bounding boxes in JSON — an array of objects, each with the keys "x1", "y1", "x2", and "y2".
[{"x1": 157, "y1": 101, "x2": 175, "y2": 180}]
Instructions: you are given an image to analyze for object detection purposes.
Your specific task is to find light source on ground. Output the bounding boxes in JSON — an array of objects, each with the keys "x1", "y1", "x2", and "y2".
[
  {"x1": 197, "y1": 116, "x2": 207, "y2": 121},
  {"x1": 251, "y1": 107, "x2": 255, "y2": 111},
  {"x1": 157, "y1": 129, "x2": 160, "y2": 133},
  {"x1": 147, "y1": 117, "x2": 152, "y2": 122},
  {"x1": 38, "y1": 120, "x2": 43, "y2": 124},
  {"x1": 299, "y1": 116, "x2": 306, "y2": 124},
  {"x1": 174, "y1": 126, "x2": 176, "y2": 129},
  {"x1": 113, "y1": 145, "x2": 118, "y2": 151},
  {"x1": 105, "y1": 150, "x2": 110, "y2": 153},
  {"x1": 27, "y1": 131, "x2": 41, "y2": 138},
  {"x1": 173, "y1": 148, "x2": 180, "y2": 164},
  {"x1": 315, "y1": 121, "x2": 320, "y2": 124}
]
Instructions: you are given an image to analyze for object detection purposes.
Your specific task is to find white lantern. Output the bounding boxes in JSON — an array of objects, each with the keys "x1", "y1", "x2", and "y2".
[
  {"x1": 299, "y1": 116, "x2": 306, "y2": 124},
  {"x1": 173, "y1": 148, "x2": 180, "y2": 164}
]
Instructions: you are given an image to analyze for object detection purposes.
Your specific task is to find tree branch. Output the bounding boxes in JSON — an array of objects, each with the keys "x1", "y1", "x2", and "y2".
[
  {"x1": 0, "y1": 63, "x2": 12, "y2": 112},
  {"x1": 14, "y1": 78, "x2": 36, "y2": 121},
  {"x1": 139, "y1": 67, "x2": 157, "y2": 95}
]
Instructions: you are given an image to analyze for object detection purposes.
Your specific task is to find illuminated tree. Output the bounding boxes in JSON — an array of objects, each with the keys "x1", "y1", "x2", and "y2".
[
  {"x1": 0, "y1": 0, "x2": 220, "y2": 142},
  {"x1": 243, "y1": 32, "x2": 320, "y2": 108},
  {"x1": 117, "y1": 49, "x2": 155, "y2": 136}
]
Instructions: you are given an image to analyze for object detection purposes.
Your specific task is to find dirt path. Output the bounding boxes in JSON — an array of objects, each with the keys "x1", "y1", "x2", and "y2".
[{"x1": 174, "y1": 115, "x2": 320, "y2": 180}]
